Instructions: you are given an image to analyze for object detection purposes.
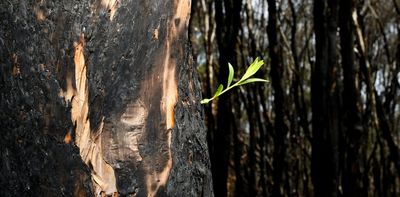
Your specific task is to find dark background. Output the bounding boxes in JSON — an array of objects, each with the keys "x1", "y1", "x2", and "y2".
[{"x1": 190, "y1": 0, "x2": 400, "y2": 196}]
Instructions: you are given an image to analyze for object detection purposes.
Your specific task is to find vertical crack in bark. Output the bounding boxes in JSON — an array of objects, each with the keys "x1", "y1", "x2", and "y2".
[
  {"x1": 145, "y1": 0, "x2": 190, "y2": 196},
  {"x1": 61, "y1": 34, "x2": 118, "y2": 196}
]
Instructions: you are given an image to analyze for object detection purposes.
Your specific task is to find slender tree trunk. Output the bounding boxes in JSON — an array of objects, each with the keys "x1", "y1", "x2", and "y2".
[
  {"x1": 213, "y1": 0, "x2": 242, "y2": 196},
  {"x1": 245, "y1": 87, "x2": 258, "y2": 197},
  {"x1": 266, "y1": 0, "x2": 287, "y2": 196},
  {"x1": 312, "y1": 0, "x2": 340, "y2": 196},
  {"x1": 339, "y1": 0, "x2": 364, "y2": 196},
  {"x1": 0, "y1": 0, "x2": 213, "y2": 196}
]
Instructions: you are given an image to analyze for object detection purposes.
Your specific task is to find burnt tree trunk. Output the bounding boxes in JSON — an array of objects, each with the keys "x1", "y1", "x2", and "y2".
[
  {"x1": 0, "y1": 0, "x2": 213, "y2": 196},
  {"x1": 339, "y1": 0, "x2": 364, "y2": 196},
  {"x1": 312, "y1": 0, "x2": 340, "y2": 196},
  {"x1": 266, "y1": 0, "x2": 287, "y2": 196},
  {"x1": 213, "y1": 0, "x2": 241, "y2": 196}
]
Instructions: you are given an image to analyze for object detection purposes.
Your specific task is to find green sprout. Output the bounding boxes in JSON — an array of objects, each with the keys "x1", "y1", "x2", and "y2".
[{"x1": 201, "y1": 57, "x2": 269, "y2": 104}]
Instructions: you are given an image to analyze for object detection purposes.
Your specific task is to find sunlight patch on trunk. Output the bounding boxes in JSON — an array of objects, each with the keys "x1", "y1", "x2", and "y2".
[
  {"x1": 101, "y1": 0, "x2": 120, "y2": 21},
  {"x1": 59, "y1": 33, "x2": 119, "y2": 196},
  {"x1": 145, "y1": 0, "x2": 191, "y2": 195},
  {"x1": 63, "y1": 129, "x2": 72, "y2": 144},
  {"x1": 120, "y1": 99, "x2": 147, "y2": 162}
]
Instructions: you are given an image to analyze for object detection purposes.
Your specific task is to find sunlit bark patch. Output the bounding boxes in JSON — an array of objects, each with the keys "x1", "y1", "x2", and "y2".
[
  {"x1": 11, "y1": 53, "x2": 20, "y2": 76},
  {"x1": 120, "y1": 99, "x2": 147, "y2": 162},
  {"x1": 34, "y1": 2, "x2": 46, "y2": 22},
  {"x1": 35, "y1": 9, "x2": 45, "y2": 22},
  {"x1": 66, "y1": 34, "x2": 118, "y2": 196},
  {"x1": 145, "y1": 0, "x2": 191, "y2": 195},
  {"x1": 101, "y1": 0, "x2": 120, "y2": 21},
  {"x1": 174, "y1": 0, "x2": 191, "y2": 29},
  {"x1": 152, "y1": 28, "x2": 159, "y2": 41},
  {"x1": 162, "y1": 52, "x2": 178, "y2": 130},
  {"x1": 63, "y1": 129, "x2": 72, "y2": 144}
]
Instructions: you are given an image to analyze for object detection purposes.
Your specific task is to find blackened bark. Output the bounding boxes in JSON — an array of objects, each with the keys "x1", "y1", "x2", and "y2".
[
  {"x1": 171, "y1": 44, "x2": 214, "y2": 197},
  {"x1": 244, "y1": 87, "x2": 258, "y2": 197},
  {"x1": 289, "y1": 0, "x2": 310, "y2": 139},
  {"x1": 267, "y1": 0, "x2": 287, "y2": 196},
  {"x1": 339, "y1": 0, "x2": 363, "y2": 196},
  {"x1": 0, "y1": 0, "x2": 213, "y2": 196},
  {"x1": 0, "y1": 1, "x2": 94, "y2": 196},
  {"x1": 213, "y1": 2, "x2": 231, "y2": 196},
  {"x1": 254, "y1": 89, "x2": 268, "y2": 197},
  {"x1": 375, "y1": 90, "x2": 400, "y2": 175},
  {"x1": 312, "y1": 0, "x2": 340, "y2": 196}
]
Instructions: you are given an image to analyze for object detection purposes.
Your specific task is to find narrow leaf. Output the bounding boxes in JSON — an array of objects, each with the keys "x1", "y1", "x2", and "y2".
[
  {"x1": 238, "y1": 78, "x2": 269, "y2": 85},
  {"x1": 227, "y1": 63, "x2": 234, "y2": 87},
  {"x1": 213, "y1": 84, "x2": 224, "y2": 98},
  {"x1": 240, "y1": 58, "x2": 264, "y2": 81},
  {"x1": 200, "y1": 57, "x2": 268, "y2": 105}
]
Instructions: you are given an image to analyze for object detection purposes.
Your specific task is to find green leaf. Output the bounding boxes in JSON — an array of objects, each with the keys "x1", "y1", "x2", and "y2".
[
  {"x1": 200, "y1": 57, "x2": 268, "y2": 105},
  {"x1": 213, "y1": 84, "x2": 224, "y2": 98},
  {"x1": 227, "y1": 63, "x2": 234, "y2": 87},
  {"x1": 238, "y1": 78, "x2": 269, "y2": 85},
  {"x1": 239, "y1": 58, "x2": 264, "y2": 82}
]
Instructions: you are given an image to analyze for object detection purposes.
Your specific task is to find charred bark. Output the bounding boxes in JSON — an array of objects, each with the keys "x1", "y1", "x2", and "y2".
[
  {"x1": 339, "y1": 0, "x2": 364, "y2": 196},
  {"x1": 0, "y1": 0, "x2": 212, "y2": 196},
  {"x1": 266, "y1": 0, "x2": 287, "y2": 196},
  {"x1": 312, "y1": 0, "x2": 340, "y2": 196}
]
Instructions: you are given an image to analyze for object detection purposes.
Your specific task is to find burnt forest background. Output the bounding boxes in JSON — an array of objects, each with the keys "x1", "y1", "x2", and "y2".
[{"x1": 190, "y1": 0, "x2": 400, "y2": 196}]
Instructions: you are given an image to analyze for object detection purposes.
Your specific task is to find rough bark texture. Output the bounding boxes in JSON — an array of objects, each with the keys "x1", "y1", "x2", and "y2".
[{"x1": 0, "y1": 0, "x2": 213, "y2": 196}]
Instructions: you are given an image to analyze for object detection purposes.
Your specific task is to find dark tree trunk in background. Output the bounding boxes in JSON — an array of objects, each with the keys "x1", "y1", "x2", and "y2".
[
  {"x1": 190, "y1": 0, "x2": 400, "y2": 195},
  {"x1": 0, "y1": 0, "x2": 213, "y2": 196},
  {"x1": 339, "y1": 0, "x2": 364, "y2": 196},
  {"x1": 312, "y1": 0, "x2": 340, "y2": 196},
  {"x1": 267, "y1": 0, "x2": 287, "y2": 196},
  {"x1": 213, "y1": 0, "x2": 242, "y2": 196}
]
